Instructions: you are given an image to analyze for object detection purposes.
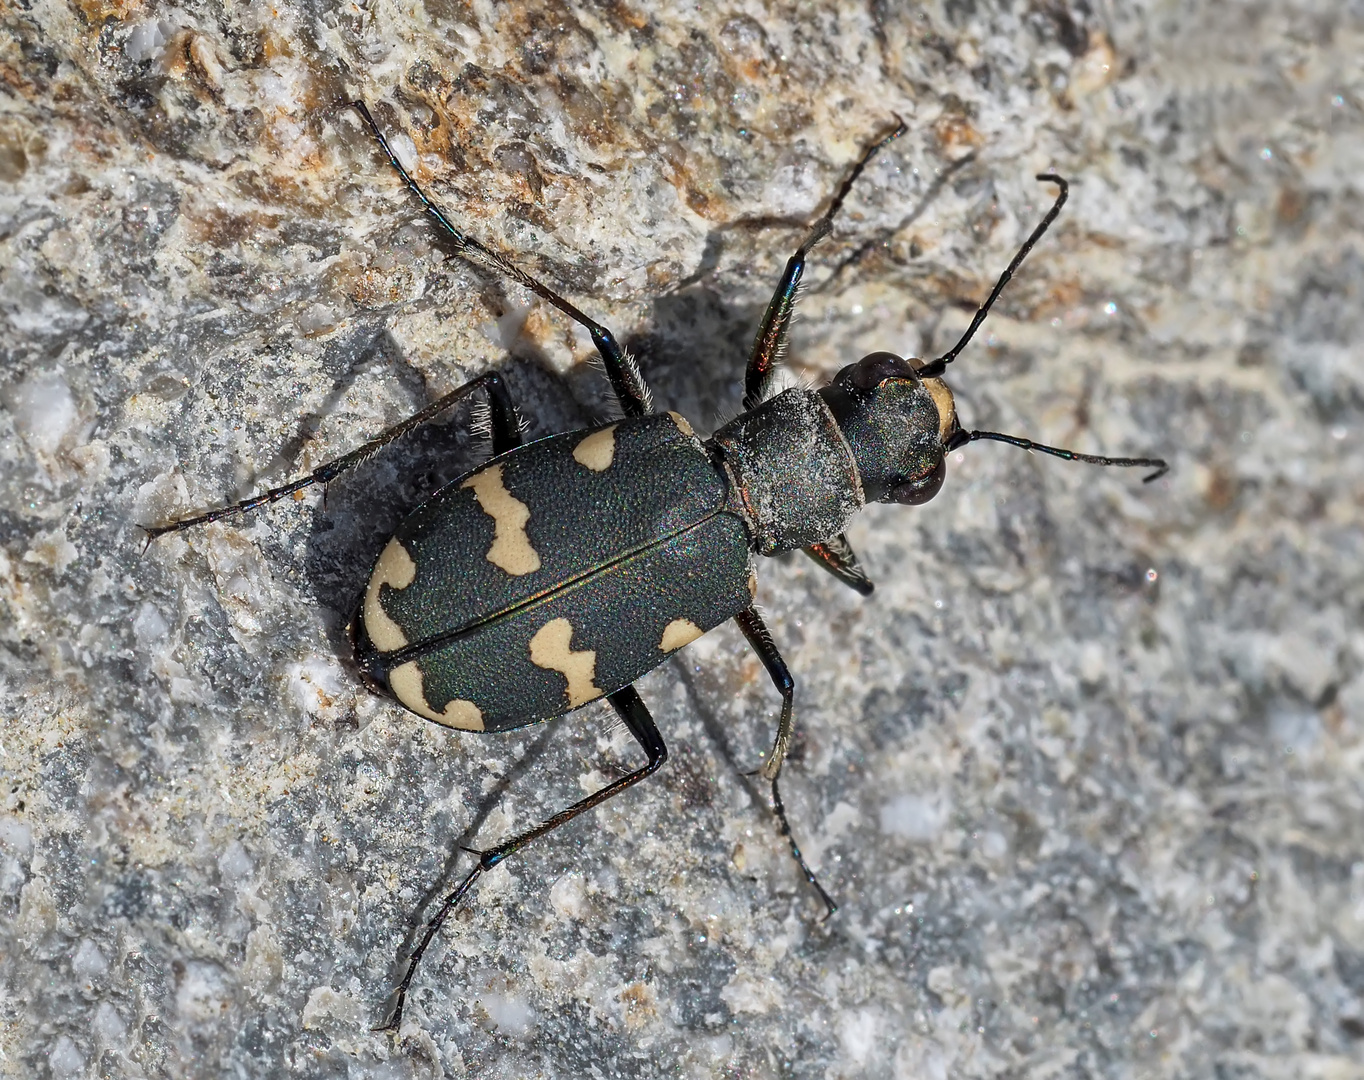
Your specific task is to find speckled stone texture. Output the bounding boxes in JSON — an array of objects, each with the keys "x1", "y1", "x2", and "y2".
[{"x1": 2, "y1": 1, "x2": 1361, "y2": 1077}]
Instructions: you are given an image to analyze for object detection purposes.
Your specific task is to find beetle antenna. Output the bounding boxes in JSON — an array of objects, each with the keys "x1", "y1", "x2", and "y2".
[
  {"x1": 945, "y1": 427, "x2": 1168, "y2": 482},
  {"x1": 917, "y1": 174, "x2": 1068, "y2": 380}
]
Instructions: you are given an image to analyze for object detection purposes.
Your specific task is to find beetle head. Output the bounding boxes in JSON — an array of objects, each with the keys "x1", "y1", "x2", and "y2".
[{"x1": 819, "y1": 351, "x2": 960, "y2": 505}]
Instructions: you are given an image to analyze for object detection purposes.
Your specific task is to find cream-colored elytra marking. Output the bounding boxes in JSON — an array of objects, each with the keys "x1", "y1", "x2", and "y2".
[
  {"x1": 363, "y1": 539, "x2": 417, "y2": 652},
  {"x1": 922, "y1": 378, "x2": 957, "y2": 443},
  {"x1": 667, "y1": 411, "x2": 695, "y2": 438},
  {"x1": 659, "y1": 618, "x2": 703, "y2": 653},
  {"x1": 572, "y1": 425, "x2": 618, "y2": 471},
  {"x1": 461, "y1": 464, "x2": 542, "y2": 576},
  {"x1": 388, "y1": 661, "x2": 485, "y2": 731},
  {"x1": 528, "y1": 618, "x2": 603, "y2": 708}
]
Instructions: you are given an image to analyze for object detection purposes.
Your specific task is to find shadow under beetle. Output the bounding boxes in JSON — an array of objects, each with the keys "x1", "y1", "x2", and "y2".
[{"x1": 146, "y1": 101, "x2": 1167, "y2": 1030}]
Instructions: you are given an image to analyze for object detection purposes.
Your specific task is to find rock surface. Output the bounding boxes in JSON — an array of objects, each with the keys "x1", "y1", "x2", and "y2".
[{"x1": 2, "y1": 1, "x2": 1361, "y2": 1077}]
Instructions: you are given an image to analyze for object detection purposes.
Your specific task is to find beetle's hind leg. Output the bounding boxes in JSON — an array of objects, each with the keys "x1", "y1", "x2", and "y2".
[
  {"x1": 377, "y1": 684, "x2": 668, "y2": 1032},
  {"x1": 734, "y1": 608, "x2": 838, "y2": 918},
  {"x1": 142, "y1": 370, "x2": 521, "y2": 541}
]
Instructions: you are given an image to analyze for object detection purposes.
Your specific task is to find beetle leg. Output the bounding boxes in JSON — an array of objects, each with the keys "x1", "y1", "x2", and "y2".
[
  {"x1": 804, "y1": 533, "x2": 875, "y2": 596},
  {"x1": 143, "y1": 371, "x2": 521, "y2": 540},
  {"x1": 735, "y1": 608, "x2": 796, "y2": 782},
  {"x1": 734, "y1": 608, "x2": 838, "y2": 918},
  {"x1": 376, "y1": 684, "x2": 667, "y2": 1032},
  {"x1": 344, "y1": 101, "x2": 654, "y2": 419},
  {"x1": 743, "y1": 118, "x2": 906, "y2": 410},
  {"x1": 476, "y1": 684, "x2": 668, "y2": 869}
]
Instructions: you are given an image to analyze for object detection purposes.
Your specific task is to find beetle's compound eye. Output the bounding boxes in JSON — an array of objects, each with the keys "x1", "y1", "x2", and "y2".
[
  {"x1": 885, "y1": 454, "x2": 946, "y2": 505},
  {"x1": 837, "y1": 352, "x2": 921, "y2": 390}
]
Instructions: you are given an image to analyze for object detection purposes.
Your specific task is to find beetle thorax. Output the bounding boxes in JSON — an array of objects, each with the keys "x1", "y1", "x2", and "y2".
[{"x1": 710, "y1": 388, "x2": 866, "y2": 556}]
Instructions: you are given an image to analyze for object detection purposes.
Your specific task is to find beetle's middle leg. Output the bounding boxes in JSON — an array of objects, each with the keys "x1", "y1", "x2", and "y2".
[
  {"x1": 734, "y1": 608, "x2": 838, "y2": 918},
  {"x1": 143, "y1": 370, "x2": 521, "y2": 541},
  {"x1": 344, "y1": 101, "x2": 654, "y2": 421},
  {"x1": 377, "y1": 683, "x2": 667, "y2": 1032}
]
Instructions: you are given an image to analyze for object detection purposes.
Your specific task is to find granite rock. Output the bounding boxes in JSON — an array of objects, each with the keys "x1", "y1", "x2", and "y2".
[{"x1": 1, "y1": 1, "x2": 1361, "y2": 1077}]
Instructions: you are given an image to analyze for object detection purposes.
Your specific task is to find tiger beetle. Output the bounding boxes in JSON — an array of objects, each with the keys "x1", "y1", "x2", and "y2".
[{"x1": 144, "y1": 100, "x2": 1167, "y2": 1030}]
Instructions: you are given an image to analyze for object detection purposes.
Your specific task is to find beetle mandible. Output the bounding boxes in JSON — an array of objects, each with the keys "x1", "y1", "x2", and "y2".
[{"x1": 146, "y1": 101, "x2": 1167, "y2": 1029}]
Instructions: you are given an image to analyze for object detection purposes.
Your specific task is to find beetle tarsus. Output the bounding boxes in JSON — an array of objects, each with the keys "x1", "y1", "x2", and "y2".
[
  {"x1": 770, "y1": 775, "x2": 838, "y2": 919},
  {"x1": 344, "y1": 101, "x2": 653, "y2": 419},
  {"x1": 377, "y1": 685, "x2": 668, "y2": 1029},
  {"x1": 378, "y1": 861, "x2": 487, "y2": 1034},
  {"x1": 142, "y1": 371, "x2": 520, "y2": 540}
]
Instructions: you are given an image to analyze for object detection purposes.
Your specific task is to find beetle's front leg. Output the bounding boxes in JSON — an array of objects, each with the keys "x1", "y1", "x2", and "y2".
[
  {"x1": 734, "y1": 607, "x2": 837, "y2": 918},
  {"x1": 804, "y1": 533, "x2": 875, "y2": 596},
  {"x1": 742, "y1": 119, "x2": 905, "y2": 411},
  {"x1": 741, "y1": 123, "x2": 902, "y2": 591}
]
